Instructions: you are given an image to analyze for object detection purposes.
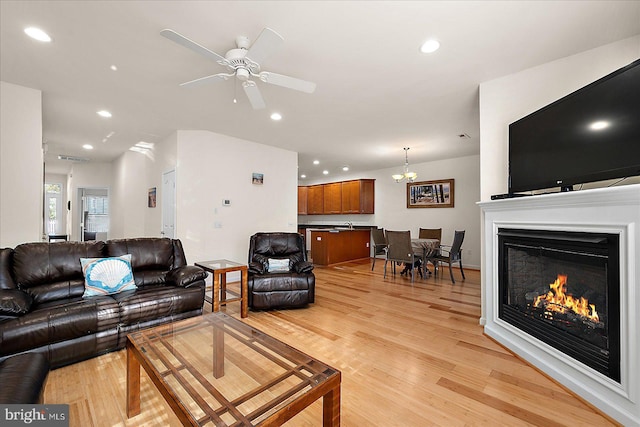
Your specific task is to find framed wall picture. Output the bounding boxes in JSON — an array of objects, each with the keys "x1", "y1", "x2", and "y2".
[
  {"x1": 252, "y1": 173, "x2": 264, "y2": 185},
  {"x1": 407, "y1": 179, "x2": 454, "y2": 208},
  {"x1": 148, "y1": 187, "x2": 157, "y2": 208}
]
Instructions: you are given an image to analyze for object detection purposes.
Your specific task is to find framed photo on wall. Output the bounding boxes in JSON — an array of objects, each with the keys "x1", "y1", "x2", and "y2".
[
  {"x1": 148, "y1": 187, "x2": 157, "y2": 208},
  {"x1": 407, "y1": 179, "x2": 454, "y2": 208},
  {"x1": 252, "y1": 173, "x2": 264, "y2": 185}
]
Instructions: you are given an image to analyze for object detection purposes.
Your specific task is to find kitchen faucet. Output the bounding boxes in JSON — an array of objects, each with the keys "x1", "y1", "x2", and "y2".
[{"x1": 345, "y1": 221, "x2": 353, "y2": 230}]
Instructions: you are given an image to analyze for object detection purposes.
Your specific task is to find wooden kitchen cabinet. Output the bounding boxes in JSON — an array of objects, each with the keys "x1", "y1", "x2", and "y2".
[
  {"x1": 323, "y1": 182, "x2": 342, "y2": 214},
  {"x1": 307, "y1": 185, "x2": 324, "y2": 214},
  {"x1": 297, "y1": 186, "x2": 308, "y2": 215},
  {"x1": 299, "y1": 179, "x2": 375, "y2": 215},
  {"x1": 341, "y1": 179, "x2": 375, "y2": 214}
]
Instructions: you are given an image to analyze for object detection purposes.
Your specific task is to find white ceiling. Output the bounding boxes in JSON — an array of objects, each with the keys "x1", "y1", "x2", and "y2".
[{"x1": 2, "y1": 1, "x2": 639, "y2": 181}]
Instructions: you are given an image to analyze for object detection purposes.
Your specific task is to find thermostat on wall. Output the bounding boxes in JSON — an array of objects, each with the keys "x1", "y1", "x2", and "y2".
[{"x1": 222, "y1": 199, "x2": 231, "y2": 206}]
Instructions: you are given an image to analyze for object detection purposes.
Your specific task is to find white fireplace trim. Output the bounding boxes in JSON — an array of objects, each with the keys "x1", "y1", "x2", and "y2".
[{"x1": 479, "y1": 184, "x2": 640, "y2": 426}]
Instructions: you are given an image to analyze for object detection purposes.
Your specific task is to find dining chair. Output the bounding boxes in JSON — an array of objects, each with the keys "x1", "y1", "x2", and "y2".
[
  {"x1": 418, "y1": 228, "x2": 442, "y2": 273},
  {"x1": 371, "y1": 228, "x2": 388, "y2": 271},
  {"x1": 418, "y1": 228, "x2": 442, "y2": 241},
  {"x1": 384, "y1": 230, "x2": 420, "y2": 282},
  {"x1": 431, "y1": 230, "x2": 466, "y2": 283}
]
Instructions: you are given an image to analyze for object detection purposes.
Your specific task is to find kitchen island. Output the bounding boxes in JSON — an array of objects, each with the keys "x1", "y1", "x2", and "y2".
[{"x1": 310, "y1": 228, "x2": 371, "y2": 265}]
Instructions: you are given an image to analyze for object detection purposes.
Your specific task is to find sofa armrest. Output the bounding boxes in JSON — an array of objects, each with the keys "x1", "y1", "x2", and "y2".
[
  {"x1": 166, "y1": 265, "x2": 207, "y2": 288},
  {"x1": 0, "y1": 289, "x2": 32, "y2": 316},
  {"x1": 292, "y1": 261, "x2": 314, "y2": 274}
]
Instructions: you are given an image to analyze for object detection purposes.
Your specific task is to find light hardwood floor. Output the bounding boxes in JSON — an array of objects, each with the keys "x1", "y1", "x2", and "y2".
[{"x1": 44, "y1": 259, "x2": 618, "y2": 426}]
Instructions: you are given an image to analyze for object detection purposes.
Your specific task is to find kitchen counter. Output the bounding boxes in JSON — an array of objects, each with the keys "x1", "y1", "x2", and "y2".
[{"x1": 310, "y1": 229, "x2": 371, "y2": 265}]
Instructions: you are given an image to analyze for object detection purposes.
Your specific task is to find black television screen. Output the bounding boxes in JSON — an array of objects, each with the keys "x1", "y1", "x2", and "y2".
[{"x1": 508, "y1": 58, "x2": 640, "y2": 194}]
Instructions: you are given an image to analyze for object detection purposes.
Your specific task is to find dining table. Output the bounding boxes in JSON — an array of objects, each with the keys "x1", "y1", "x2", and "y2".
[{"x1": 411, "y1": 238, "x2": 440, "y2": 277}]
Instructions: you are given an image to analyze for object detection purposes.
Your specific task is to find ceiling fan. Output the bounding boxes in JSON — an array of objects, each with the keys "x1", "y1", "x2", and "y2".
[{"x1": 160, "y1": 27, "x2": 316, "y2": 109}]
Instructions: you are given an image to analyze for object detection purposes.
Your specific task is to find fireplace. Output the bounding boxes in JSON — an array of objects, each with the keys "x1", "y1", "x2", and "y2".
[
  {"x1": 479, "y1": 184, "x2": 640, "y2": 425},
  {"x1": 498, "y1": 228, "x2": 620, "y2": 381}
]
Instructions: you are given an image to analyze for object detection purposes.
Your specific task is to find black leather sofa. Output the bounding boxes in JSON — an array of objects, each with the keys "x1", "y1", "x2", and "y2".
[
  {"x1": 0, "y1": 237, "x2": 206, "y2": 370},
  {"x1": 0, "y1": 353, "x2": 49, "y2": 404},
  {"x1": 247, "y1": 232, "x2": 315, "y2": 310}
]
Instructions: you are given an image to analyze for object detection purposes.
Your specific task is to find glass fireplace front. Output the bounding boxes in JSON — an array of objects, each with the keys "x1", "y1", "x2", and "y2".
[{"x1": 498, "y1": 228, "x2": 620, "y2": 382}]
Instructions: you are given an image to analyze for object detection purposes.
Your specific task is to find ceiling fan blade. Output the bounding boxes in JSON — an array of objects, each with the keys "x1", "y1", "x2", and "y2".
[
  {"x1": 242, "y1": 81, "x2": 266, "y2": 109},
  {"x1": 160, "y1": 29, "x2": 227, "y2": 65},
  {"x1": 259, "y1": 72, "x2": 316, "y2": 94},
  {"x1": 245, "y1": 28, "x2": 284, "y2": 65},
  {"x1": 179, "y1": 73, "x2": 233, "y2": 87}
]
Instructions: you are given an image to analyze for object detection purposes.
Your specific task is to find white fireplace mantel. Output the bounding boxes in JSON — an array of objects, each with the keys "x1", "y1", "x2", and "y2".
[{"x1": 478, "y1": 184, "x2": 640, "y2": 426}]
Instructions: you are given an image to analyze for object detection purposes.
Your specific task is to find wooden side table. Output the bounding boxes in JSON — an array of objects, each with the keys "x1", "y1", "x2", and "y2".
[{"x1": 195, "y1": 259, "x2": 248, "y2": 318}]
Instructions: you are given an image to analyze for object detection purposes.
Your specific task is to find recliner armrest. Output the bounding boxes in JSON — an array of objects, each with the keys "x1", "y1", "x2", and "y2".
[
  {"x1": 166, "y1": 265, "x2": 207, "y2": 288},
  {"x1": 248, "y1": 261, "x2": 265, "y2": 274},
  {"x1": 292, "y1": 261, "x2": 314, "y2": 274}
]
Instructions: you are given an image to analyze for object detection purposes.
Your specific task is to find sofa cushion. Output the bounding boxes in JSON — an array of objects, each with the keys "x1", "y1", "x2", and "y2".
[
  {"x1": 250, "y1": 274, "x2": 313, "y2": 293},
  {"x1": 0, "y1": 296, "x2": 120, "y2": 357},
  {"x1": 13, "y1": 241, "x2": 105, "y2": 304},
  {"x1": 0, "y1": 289, "x2": 32, "y2": 316},
  {"x1": 81, "y1": 255, "x2": 136, "y2": 297},
  {"x1": 112, "y1": 285, "x2": 205, "y2": 326},
  {"x1": 106, "y1": 238, "x2": 174, "y2": 271}
]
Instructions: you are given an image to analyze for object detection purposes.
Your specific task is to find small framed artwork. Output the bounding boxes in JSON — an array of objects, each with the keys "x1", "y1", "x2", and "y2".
[
  {"x1": 252, "y1": 173, "x2": 264, "y2": 185},
  {"x1": 407, "y1": 179, "x2": 454, "y2": 208},
  {"x1": 148, "y1": 187, "x2": 157, "y2": 208}
]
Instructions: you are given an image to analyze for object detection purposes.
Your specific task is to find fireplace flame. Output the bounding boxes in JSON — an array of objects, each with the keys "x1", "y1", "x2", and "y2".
[{"x1": 533, "y1": 274, "x2": 599, "y2": 322}]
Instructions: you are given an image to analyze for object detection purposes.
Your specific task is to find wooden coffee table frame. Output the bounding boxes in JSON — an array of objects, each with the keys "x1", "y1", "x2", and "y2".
[{"x1": 126, "y1": 313, "x2": 341, "y2": 426}]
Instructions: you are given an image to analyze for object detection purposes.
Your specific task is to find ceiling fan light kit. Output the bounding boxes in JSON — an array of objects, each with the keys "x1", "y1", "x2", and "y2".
[{"x1": 161, "y1": 27, "x2": 316, "y2": 110}]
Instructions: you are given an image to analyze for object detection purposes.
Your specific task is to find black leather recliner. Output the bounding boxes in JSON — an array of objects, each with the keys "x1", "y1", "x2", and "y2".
[{"x1": 247, "y1": 233, "x2": 315, "y2": 310}]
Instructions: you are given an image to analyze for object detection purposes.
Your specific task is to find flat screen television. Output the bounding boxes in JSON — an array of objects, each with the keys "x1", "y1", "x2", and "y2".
[{"x1": 508, "y1": 58, "x2": 640, "y2": 194}]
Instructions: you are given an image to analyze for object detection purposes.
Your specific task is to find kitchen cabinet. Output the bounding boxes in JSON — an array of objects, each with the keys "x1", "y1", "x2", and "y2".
[
  {"x1": 341, "y1": 179, "x2": 375, "y2": 214},
  {"x1": 307, "y1": 185, "x2": 324, "y2": 214},
  {"x1": 310, "y1": 229, "x2": 371, "y2": 265},
  {"x1": 323, "y1": 182, "x2": 342, "y2": 214},
  {"x1": 298, "y1": 179, "x2": 375, "y2": 215},
  {"x1": 297, "y1": 186, "x2": 308, "y2": 215}
]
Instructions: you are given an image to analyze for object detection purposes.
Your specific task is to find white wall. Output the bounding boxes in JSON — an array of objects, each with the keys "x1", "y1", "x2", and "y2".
[
  {"x1": 0, "y1": 81, "x2": 43, "y2": 247},
  {"x1": 300, "y1": 154, "x2": 481, "y2": 269},
  {"x1": 144, "y1": 132, "x2": 178, "y2": 237},
  {"x1": 479, "y1": 35, "x2": 640, "y2": 201},
  {"x1": 176, "y1": 130, "x2": 298, "y2": 265}
]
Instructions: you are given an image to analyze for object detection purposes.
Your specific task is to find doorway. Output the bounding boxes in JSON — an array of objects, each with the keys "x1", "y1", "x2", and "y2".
[
  {"x1": 161, "y1": 170, "x2": 176, "y2": 238},
  {"x1": 79, "y1": 188, "x2": 109, "y2": 241},
  {"x1": 44, "y1": 182, "x2": 65, "y2": 238}
]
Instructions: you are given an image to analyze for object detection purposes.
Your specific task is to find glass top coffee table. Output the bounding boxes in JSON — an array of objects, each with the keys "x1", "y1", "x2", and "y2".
[{"x1": 126, "y1": 312, "x2": 341, "y2": 426}]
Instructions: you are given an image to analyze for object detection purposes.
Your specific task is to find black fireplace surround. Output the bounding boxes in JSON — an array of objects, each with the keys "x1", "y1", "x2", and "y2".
[{"x1": 498, "y1": 228, "x2": 620, "y2": 382}]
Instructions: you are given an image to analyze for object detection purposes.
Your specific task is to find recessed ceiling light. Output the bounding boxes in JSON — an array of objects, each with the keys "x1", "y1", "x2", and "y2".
[
  {"x1": 420, "y1": 39, "x2": 440, "y2": 54},
  {"x1": 589, "y1": 120, "x2": 610, "y2": 131},
  {"x1": 342, "y1": 166, "x2": 349, "y2": 171},
  {"x1": 323, "y1": 170, "x2": 329, "y2": 175},
  {"x1": 300, "y1": 174, "x2": 306, "y2": 179},
  {"x1": 82, "y1": 144, "x2": 94, "y2": 150},
  {"x1": 24, "y1": 27, "x2": 51, "y2": 42},
  {"x1": 97, "y1": 110, "x2": 112, "y2": 118},
  {"x1": 313, "y1": 160, "x2": 320, "y2": 165},
  {"x1": 110, "y1": 65, "x2": 118, "y2": 71},
  {"x1": 270, "y1": 112, "x2": 282, "y2": 121}
]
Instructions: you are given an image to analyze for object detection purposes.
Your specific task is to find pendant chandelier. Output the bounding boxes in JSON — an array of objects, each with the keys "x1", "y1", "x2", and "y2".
[{"x1": 392, "y1": 147, "x2": 417, "y2": 183}]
